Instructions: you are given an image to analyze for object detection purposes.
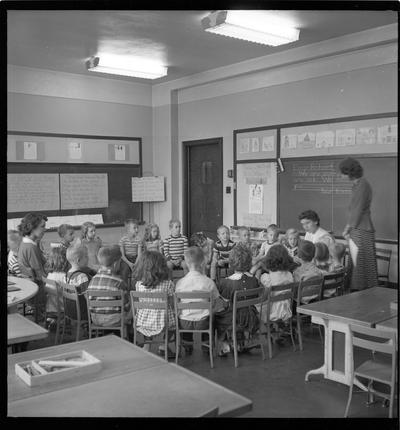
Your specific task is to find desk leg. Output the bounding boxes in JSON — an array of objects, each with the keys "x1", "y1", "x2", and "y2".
[{"x1": 305, "y1": 317, "x2": 329, "y2": 381}]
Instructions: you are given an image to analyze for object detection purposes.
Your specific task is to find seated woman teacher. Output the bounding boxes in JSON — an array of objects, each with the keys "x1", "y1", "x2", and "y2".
[
  {"x1": 339, "y1": 157, "x2": 378, "y2": 290},
  {"x1": 298, "y1": 209, "x2": 335, "y2": 249}
]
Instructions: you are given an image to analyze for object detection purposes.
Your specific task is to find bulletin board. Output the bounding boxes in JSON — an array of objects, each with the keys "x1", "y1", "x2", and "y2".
[
  {"x1": 132, "y1": 176, "x2": 165, "y2": 202},
  {"x1": 7, "y1": 132, "x2": 143, "y2": 226},
  {"x1": 235, "y1": 127, "x2": 277, "y2": 161},
  {"x1": 233, "y1": 112, "x2": 397, "y2": 243}
]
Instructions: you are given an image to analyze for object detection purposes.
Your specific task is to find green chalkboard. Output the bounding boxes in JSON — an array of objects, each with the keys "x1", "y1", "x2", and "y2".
[
  {"x1": 7, "y1": 163, "x2": 142, "y2": 225},
  {"x1": 278, "y1": 156, "x2": 397, "y2": 242}
]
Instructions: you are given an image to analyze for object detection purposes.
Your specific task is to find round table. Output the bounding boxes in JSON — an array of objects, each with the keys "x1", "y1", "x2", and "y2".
[{"x1": 7, "y1": 276, "x2": 38, "y2": 308}]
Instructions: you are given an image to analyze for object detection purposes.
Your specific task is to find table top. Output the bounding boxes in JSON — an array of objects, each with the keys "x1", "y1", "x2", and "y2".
[
  {"x1": 8, "y1": 314, "x2": 48, "y2": 346},
  {"x1": 7, "y1": 276, "x2": 38, "y2": 307},
  {"x1": 376, "y1": 316, "x2": 398, "y2": 333},
  {"x1": 297, "y1": 287, "x2": 397, "y2": 327},
  {"x1": 8, "y1": 335, "x2": 252, "y2": 417}
]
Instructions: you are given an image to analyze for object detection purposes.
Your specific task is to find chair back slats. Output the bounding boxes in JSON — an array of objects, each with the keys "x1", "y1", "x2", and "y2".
[
  {"x1": 130, "y1": 291, "x2": 168, "y2": 310},
  {"x1": 175, "y1": 291, "x2": 212, "y2": 311},
  {"x1": 42, "y1": 277, "x2": 61, "y2": 296},
  {"x1": 267, "y1": 283, "x2": 295, "y2": 303},
  {"x1": 130, "y1": 291, "x2": 168, "y2": 300},
  {"x1": 349, "y1": 324, "x2": 397, "y2": 355},
  {"x1": 175, "y1": 291, "x2": 212, "y2": 300},
  {"x1": 233, "y1": 287, "x2": 264, "y2": 309},
  {"x1": 86, "y1": 290, "x2": 123, "y2": 298},
  {"x1": 132, "y1": 301, "x2": 168, "y2": 310},
  {"x1": 297, "y1": 276, "x2": 323, "y2": 302},
  {"x1": 376, "y1": 248, "x2": 392, "y2": 260},
  {"x1": 321, "y1": 270, "x2": 345, "y2": 299},
  {"x1": 87, "y1": 299, "x2": 123, "y2": 308}
]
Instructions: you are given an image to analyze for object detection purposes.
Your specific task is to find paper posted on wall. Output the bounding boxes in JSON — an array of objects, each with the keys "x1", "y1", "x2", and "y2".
[{"x1": 249, "y1": 184, "x2": 263, "y2": 214}]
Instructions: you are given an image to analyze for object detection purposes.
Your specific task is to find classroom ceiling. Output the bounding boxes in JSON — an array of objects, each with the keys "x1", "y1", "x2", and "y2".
[{"x1": 7, "y1": 10, "x2": 397, "y2": 84}]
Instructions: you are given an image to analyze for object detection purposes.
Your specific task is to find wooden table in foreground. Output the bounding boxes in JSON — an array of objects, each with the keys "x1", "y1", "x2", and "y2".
[
  {"x1": 376, "y1": 316, "x2": 398, "y2": 339},
  {"x1": 8, "y1": 335, "x2": 252, "y2": 417},
  {"x1": 297, "y1": 287, "x2": 397, "y2": 389},
  {"x1": 8, "y1": 313, "x2": 48, "y2": 346},
  {"x1": 7, "y1": 276, "x2": 38, "y2": 308}
]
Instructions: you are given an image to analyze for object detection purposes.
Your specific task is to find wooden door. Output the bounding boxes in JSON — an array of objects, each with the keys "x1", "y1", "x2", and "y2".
[{"x1": 183, "y1": 138, "x2": 223, "y2": 242}]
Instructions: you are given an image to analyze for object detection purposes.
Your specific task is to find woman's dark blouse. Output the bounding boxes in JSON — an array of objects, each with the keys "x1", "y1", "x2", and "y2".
[{"x1": 347, "y1": 177, "x2": 374, "y2": 232}]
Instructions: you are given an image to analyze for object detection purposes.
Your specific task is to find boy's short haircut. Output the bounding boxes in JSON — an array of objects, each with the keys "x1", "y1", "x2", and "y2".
[
  {"x1": 333, "y1": 243, "x2": 346, "y2": 261},
  {"x1": 238, "y1": 226, "x2": 250, "y2": 234},
  {"x1": 217, "y1": 225, "x2": 229, "y2": 235},
  {"x1": 125, "y1": 218, "x2": 139, "y2": 226},
  {"x1": 8, "y1": 229, "x2": 22, "y2": 242},
  {"x1": 298, "y1": 210, "x2": 320, "y2": 226},
  {"x1": 66, "y1": 245, "x2": 88, "y2": 264},
  {"x1": 314, "y1": 242, "x2": 330, "y2": 262},
  {"x1": 169, "y1": 219, "x2": 181, "y2": 228},
  {"x1": 184, "y1": 246, "x2": 205, "y2": 269},
  {"x1": 267, "y1": 224, "x2": 280, "y2": 239},
  {"x1": 97, "y1": 245, "x2": 122, "y2": 267},
  {"x1": 297, "y1": 240, "x2": 316, "y2": 262},
  {"x1": 58, "y1": 224, "x2": 74, "y2": 238}
]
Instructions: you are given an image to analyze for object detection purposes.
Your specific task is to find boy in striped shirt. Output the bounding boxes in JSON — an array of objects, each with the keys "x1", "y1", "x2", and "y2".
[
  {"x1": 210, "y1": 225, "x2": 236, "y2": 281},
  {"x1": 163, "y1": 219, "x2": 188, "y2": 277},
  {"x1": 119, "y1": 219, "x2": 142, "y2": 270},
  {"x1": 7, "y1": 230, "x2": 22, "y2": 277}
]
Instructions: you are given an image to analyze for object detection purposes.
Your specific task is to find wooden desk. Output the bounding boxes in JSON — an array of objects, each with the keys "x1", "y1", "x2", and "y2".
[
  {"x1": 8, "y1": 314, "x2": 48, "y2": 346},
  {"x1": 297, "y1": 287, "x2": 397, "y2": 389},
  {"x1": 8, "y1": 335, "x2": 252, "y2": 417},
  {"x1": 7, "y1": 276, "x2": 38, "y2": 308}
]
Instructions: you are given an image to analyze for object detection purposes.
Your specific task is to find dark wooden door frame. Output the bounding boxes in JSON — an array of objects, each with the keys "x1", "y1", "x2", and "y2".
[{"x1": 182, "y1": 137, "x2": 223, "y2": 239}]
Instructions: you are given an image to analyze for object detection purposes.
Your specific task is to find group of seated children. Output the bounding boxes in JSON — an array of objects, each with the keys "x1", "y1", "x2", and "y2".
[{"x1": 8, "y1": 212, "x2": 346, "y2": 357}]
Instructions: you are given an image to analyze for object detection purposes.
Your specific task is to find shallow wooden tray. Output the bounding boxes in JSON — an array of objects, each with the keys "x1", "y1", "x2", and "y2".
[{"x1": 15, "y1": 350, "x2": 102, "y2": 387}]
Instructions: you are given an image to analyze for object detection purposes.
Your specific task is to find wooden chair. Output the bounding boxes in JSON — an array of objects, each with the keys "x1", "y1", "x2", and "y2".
[
  {"x1": 296, "y1": 276, "x2": 324, "y2": 351},
  {"x1": 130, "y1": 290, "x2": 174, "y2": 361},
  {"x1": 42, "y1": 276, "x2": 64, "y2": 345},
  {"x1": 174, "y1": 291, "x2": 215, "y2": 368},
  {"x1": 320, "y1": 270, "x2": 346, "y2": 300},
  {"x1": 232, "y1": 286, "x2": 266, "y2": 368},
  {"x1": 58, "y1": 280, "x2": 88, "y2": 343},
  {"x1": 376, "y1": 248, "x2": 392, "y2": 287},
  {"x1": 86, "y1": 289, "x2": 125, "y2": 339},
  {"x1": 344, "y1": 324, "x2": 397, "y2": 418},
  {"x1": 260, "y1": 283, "x2": 296, "y2": 359},
  {"x1": 198, "y1": 406, "x2": 219, "y2": 417}
]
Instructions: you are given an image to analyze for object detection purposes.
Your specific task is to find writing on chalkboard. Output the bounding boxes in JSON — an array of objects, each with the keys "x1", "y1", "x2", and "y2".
[{"x1": 291, "y1": 161, "x2": 352, "y2": 195}]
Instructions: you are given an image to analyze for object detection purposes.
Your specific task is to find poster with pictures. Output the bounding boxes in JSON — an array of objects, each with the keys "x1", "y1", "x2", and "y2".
[
  {"x1": 377, "y1": 124, "x2": 397, "y2": 145},
  {"x1": 23, "y1": 141, "x2": 37, "y2": 160},
  {"x1": 282, "y1": 134, "x2": 297, "y2": 149},
  {"x1": 239, "y1": 138, "x2": 250, "y2": 154},
  {"x1": 114, "y1": 144, "x2": 126, "y2": 161},
  {"x1": 68, "y1": 142, "x2": 82, "y2": 159},
  {"x1": 336, "y1": 128, "x2": 356, "y2": 146},
  {"x1": 297, "y1": 132, "x2": 316, "y2": 149},
  {"x1": 356, "y1": 127, "x2": 376, "y2": 145},
  {"x1": 262, "y1": 135, "x2": 274, "y2": 152},
  {"x1": 315, "y1": 130, "x2": 334, "y2": 148},
  {"x1": 249, "y1": 184, "x2": 263, "y2": 214},
  {"x1": 251, "y1": 137, "x2": 260, "y2": 152}
]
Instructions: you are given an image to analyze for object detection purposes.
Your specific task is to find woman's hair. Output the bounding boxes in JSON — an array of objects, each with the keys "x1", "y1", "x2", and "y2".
[
  {"x1": 80, "y1": 221, "x2": 96, "y2": 239},
  {"x1": 133, "y1": 250, "x2": 169, "y2": 288},
  {"x1": 339, "y1": 157, "x2": 363, "y2": 179},
  {"x1": 264, "y1": 244, "x2": 293, "y2": 272},
  {"x1": 45, "y1": 247, "x2": 69, "y2": 273},
  {"x1": 18, "y1": 213, "x2": 48, "y2": 237},
  {"x1": 228, "y1": 244, "x2": 252, "y2": 272},
  {"x1": 58, "y1": 224, "x2": 74, "y2": 239},
  {"x1": 297, "y1": 240, "x2": 316, "y2": 262},
  {"x1": 190, "y1": 232, "x2": 208, "y2": 248},
  {"x1": 314, "y1": 242, "x2": 330, "y2": 263},
  {"x1": 143, "y1": 223, "x2": 161, "y2": 241},
  {"x1": 298, "y1": 210, "x2": 320, "y2": 226}
]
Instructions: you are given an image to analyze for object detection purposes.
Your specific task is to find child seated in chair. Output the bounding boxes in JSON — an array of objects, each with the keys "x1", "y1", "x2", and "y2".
[
  {"x1": 175, "y1": 246, "x2": 220, "y2": 355},
  {"x1": 250, "y1": 224, "x2": 280, "y2": 279},
  {"x1": 314, "y1": 242, "x2": 331, "y2": 274},
  {"x1": 210, "y1": 225, "x2": 236, "y2": 282},
  {"x1": 329, "y1": 242, "x2": 347, "y2": 273},
  {"x1": 87, "y1": 246, "x2": 131, "y2": 328},
  {"x1": 190, "y1": 232, "x2": 214, "y2": 276},
  {"x1": 57, "y1": 224, "x2": 75, "y2": 250},
  {"x1": 45, "y1": 247, "x2": 68, "y2": 317},
  {"x1": 163, "y1": 219, "x2": 189, "y2": 278},
  {"x1": 215, "y1": 244, "x2": 259, "y2": 356},
  {"x1": 7, "y1": 229, "x2": 22, "y2": 277}
]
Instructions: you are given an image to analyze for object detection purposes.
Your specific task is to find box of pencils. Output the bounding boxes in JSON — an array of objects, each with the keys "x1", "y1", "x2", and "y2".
[{"x1": 15, "y1": 350, "x2": 102, "y2": 387}]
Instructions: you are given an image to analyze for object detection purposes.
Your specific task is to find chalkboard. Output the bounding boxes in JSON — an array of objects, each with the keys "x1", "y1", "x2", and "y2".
[
  {"x1": 278, "y1": 157, "x2": 397, "y2": 241},
  {"x1": 7, "y1": 163, "x2": 142, "y2": 225}
]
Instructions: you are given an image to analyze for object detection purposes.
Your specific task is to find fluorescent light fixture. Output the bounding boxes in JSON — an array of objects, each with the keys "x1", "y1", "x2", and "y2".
[
  {"x1": 86, "y1": 54, "x2": 167, "y2": 79},
  {"x1": 202, "y1": 10, "x2": 300, "y2": 46}
]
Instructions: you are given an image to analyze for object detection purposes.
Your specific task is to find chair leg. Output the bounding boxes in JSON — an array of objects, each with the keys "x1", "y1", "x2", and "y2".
[
  {"x1": 165, "y1": 331, "x2": 168, "y2": 361},
  {"x1": 55, "y1": 316, "x2": 60, "y2": 345},
  {"x1": 209, "y1": 330, "x2": 214, "y2": 369},
  {"x1": 297, "y1": 315, "x2": 303, "y2": 351},
  {"x1": 389, "y1": 385, "x2": 394, "y2": 418},
  {"x1": 175, "y1": 330, "x2": 180, "y2": 365},
  {"x1": 344, "y1": 380, "x2": 354, "y2": 417},
  {"x1": 259, "y1": 328, "x2": 266, "y2": 360},
  {"x1": 76, "y1": 323, "x2": 80, "y2": 342},
  {"x1": 289, "y1": 319, "x2": 296, "y2": 352},
  {"x1": 60, "y1": 317, "x2": 66, "y2": 344},
  {"x1": 267, "y1": 323, "x2": 272, "y2": 359},
  {"x1": 233, "y1": 325, "x2": 238, "y2": 368}
]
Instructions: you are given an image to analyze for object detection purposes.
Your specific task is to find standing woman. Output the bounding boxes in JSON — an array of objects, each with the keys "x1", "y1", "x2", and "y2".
[{"x1": 339, "y1": 157, "x2": 378, "y2": 290}]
